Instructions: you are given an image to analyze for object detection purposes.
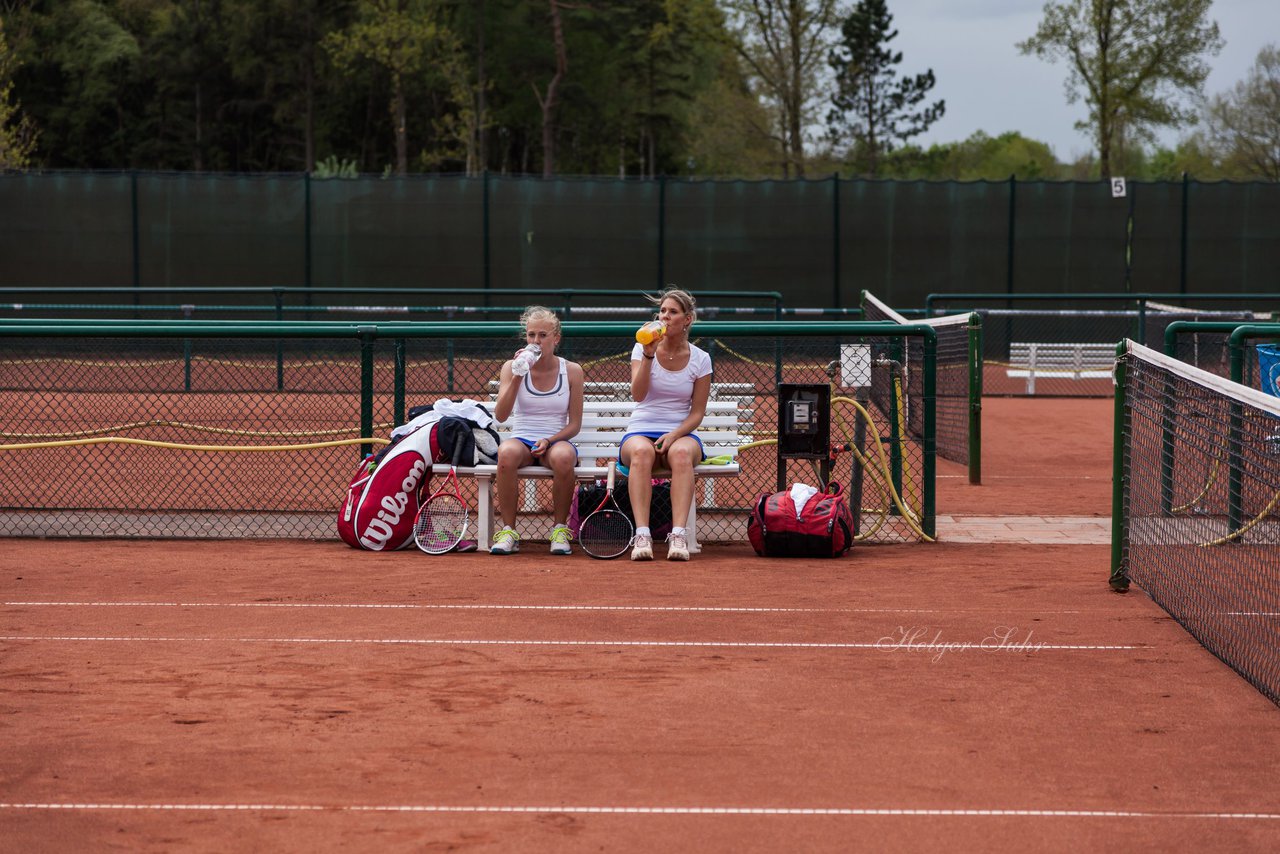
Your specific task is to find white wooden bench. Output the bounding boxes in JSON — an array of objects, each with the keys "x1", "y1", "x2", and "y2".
[
  {"x1": 1006, "y1": 342, "x2": 1115, "y2": 393},
  {"x1": 488, "y1": 379, "x2": 755, "y2": 404},
  {"x1": 462, "y1": 399, "x2": 745, "y2": 554}
]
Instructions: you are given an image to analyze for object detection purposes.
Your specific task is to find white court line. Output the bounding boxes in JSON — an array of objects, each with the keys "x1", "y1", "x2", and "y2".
[
  {"x1": 2, "y1": 601, "x2": 1098, "y2": 615},
  {"x1": 0, "y1": 635, "x2": 1142, "y2": 651},
  {"x1": 0, "y1": 802, "x2": 1277, "y2": 819}
]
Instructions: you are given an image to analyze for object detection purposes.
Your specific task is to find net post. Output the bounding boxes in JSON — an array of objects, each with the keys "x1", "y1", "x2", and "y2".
[
  {"x1": 1110, "y1": 340, "x2": 1130, "y2": 592},
  {"x1": 967, "y1": 312, "x2": 983, "y2": 485},
  {"x1": 921, "y1": 328, "x2": 936, "y2": 539}
]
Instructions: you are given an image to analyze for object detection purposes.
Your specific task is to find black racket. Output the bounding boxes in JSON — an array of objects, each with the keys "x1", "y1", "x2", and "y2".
[
  {"x1": 578, "y1": 462, "x2": 635, "y2": 559},
  {"x1": 413, "y1": 443, "x2": 470, "y2": 555}
]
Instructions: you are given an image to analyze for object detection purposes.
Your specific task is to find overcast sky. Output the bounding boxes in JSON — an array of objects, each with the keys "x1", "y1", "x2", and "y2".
[{"x1": 876, "y1": 0, "x2": 1279, "y2": 161}]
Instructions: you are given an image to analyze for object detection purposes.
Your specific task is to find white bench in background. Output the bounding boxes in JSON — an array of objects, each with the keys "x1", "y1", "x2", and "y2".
[
  {"x1": 1006, "y1": 341, "x2": 1115, "y2": 394},
  {"x1": 462, "y1": 399, "x2": 746, "y2": 554}
]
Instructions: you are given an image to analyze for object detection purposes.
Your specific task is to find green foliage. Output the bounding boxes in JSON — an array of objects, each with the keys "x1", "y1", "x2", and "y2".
[
  {"x1": 827, "y1": 0, "x2": 944, "y2": 177},
  {"x1": 0, "y1": 18, "x2": 39, "y2": 169},
  {"x1": 1018, "y1": 0, "x2": 1224, "y2": 178},
  {"x1": 721, "y1": 0, "x2": 843, "y2": 177},
  {"x1": 1203, "y1": 44, "x2": 1280, "y2": 181},
  {"x1": 861, "y1": 132, "x2": 1065, "y2": 181},
  {"x1": 311, "y1": 153, "x2": 358, "y2": 178}
]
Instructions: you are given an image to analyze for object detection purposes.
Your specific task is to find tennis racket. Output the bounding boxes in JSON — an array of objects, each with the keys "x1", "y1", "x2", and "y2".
[
  {"x1": 578, "y1": 462, "x2": 635, "y2": 560},
  {"x1": 413, "y1": 443, "x2": 470, "y2": 554}
]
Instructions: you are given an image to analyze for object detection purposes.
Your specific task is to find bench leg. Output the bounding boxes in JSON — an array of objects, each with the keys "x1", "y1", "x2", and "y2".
[
  {"x1": 475, "y1": 476, "x2": 494, "y2": 552},
  {"x1": 687, "y1": 494, "x2": 702, "y2": 554}
]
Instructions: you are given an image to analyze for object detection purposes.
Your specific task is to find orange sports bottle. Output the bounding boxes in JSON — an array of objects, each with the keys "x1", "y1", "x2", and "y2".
[{"x1": 636, "y1": 321, "x2": 666, "y2": 345}]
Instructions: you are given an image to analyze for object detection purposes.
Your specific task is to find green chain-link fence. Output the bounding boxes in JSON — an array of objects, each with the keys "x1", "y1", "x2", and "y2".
[{"x1": 0, "y1": 320, "x2": 936, "y2": 545}]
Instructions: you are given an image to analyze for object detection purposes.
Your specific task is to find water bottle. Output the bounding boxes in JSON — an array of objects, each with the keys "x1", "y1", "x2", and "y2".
[
  {"x1": 511, "y1": 343, "x2": 541, "y2": 376},
  {"x1": 636, "y1": 321, "x2": 666, "y2": 346}
]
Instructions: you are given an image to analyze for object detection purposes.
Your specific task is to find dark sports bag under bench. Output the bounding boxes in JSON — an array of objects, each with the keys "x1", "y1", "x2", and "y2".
[{"x1": 747, "y1": 482, "x2": 855, "y2": 558}]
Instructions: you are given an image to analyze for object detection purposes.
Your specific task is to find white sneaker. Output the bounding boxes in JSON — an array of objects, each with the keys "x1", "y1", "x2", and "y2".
[
  {"x1": 630, "y1": 533, "x2": 653, "y2": 561},
  {"x1": 490, "y1": 527, "x2": 520, "y2": 555},
  {"x1": 549, "y1": 525, "x2": 573, "y2": 555},
  {"x1": 666, "y1": 532, "x2": 689, "y2": 561}
]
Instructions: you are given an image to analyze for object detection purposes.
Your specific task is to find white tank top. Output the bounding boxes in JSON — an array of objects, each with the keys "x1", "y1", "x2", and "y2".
[{"x1": 511, "y1": 357, "x2": 570, "y2": 440}]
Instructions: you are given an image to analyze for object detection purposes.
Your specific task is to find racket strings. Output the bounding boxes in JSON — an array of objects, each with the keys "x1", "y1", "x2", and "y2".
[
  {"x1": 415, "y1": 494, "x2": 469, "y2": 553},
  {"x1": 579, "y1": 508, "x2": 634, "y2": 559}
]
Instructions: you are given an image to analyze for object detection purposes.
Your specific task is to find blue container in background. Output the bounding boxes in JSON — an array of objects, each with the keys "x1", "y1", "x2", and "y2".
[{"x1": 1258, "y1": 344, "x2": 1280, "y2": 398}]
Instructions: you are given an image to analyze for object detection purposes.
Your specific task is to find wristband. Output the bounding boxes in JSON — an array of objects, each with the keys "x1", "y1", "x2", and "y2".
[{"x1": 643, "y1": 353, "x2": 654, "y2": 360}]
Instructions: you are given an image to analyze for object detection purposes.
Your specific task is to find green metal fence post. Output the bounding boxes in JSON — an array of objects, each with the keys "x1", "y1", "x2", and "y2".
[
  {"x1": 304, "y1": 172, "x2": 312, "y2": 292},
  {"x1": 832, "y1": 172, "x2": 841, "y2": 308},
  {"x1": 274, "y1": 287, "x2": 285, "y2": 391},
  {"x1": 1124, "y1": 180, "x2": 1136, "y2": 293},
  {"x1": 1110, "y1": 341, "x2": 1130, "y2": 591},
  {"x1": 967, "y1": 312, "x2": 983, "y2": 485},
  {"x1": 483, "y1": 170, "x2": 491, "y2": 292},
  {"x1": 395, "y1": 338, "x2": 407, "y2": 427},
  {"x1": 1179, "y1": 172, "x2": 1189, "y2": 295},
  {"x1": 1006, "y1": 175, "x2": 1016, "y2": 295},
  {"x1": 130, "y1": 171, "x2": 141, "y2": 314},
  {"x1": 922, "y1": 330, "x2": 936, "y2": 539},
  {"x1": 359, "y1": 326, "x2": 376, "y2": 460},
  {"x1": 657, "y1": 175, "x2": 666, "y2": 288}
]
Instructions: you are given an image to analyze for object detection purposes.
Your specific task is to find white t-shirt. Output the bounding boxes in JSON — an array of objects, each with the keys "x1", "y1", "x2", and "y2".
[{"x1": 626, "y1": 343, "x2": 712, "y2": 433}]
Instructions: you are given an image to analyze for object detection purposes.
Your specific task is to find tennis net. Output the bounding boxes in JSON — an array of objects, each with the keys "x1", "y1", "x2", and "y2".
[
  {"x1": 861, "y1": 291, "x2": 981, "y2": 483},
  {"x1": 1112, "y1": 340, "x2": 1280, "y2": 705}
]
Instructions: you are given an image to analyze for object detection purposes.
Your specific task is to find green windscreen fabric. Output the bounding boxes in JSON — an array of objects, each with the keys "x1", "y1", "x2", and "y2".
[
  {"x1": 1012, "y1": 181, "x2": 1130, "y2": 293},
  {"x1": 1186, "y1": 181, "x2": 1280, "y2": 295},
  {"x1": 5, "y1": 173, "x2": 1279, "y2": 308},
  {"x1": 488, "y1": 177, "x2": 657, "y2": 296},
  {"x1": 1129, "y1": 181, "x2": 1183, "y2": 293},
  {"x1": 841, "y1": 181, "x2": 1008, "y2": 309},
  {"x1": 312, "y1": 175, "x2": 483, "y2": 290},
  {"x1": 0, "y1": 172, "x2": 134, "y2": 287},
  {"x1": 664, "y1": 179, "x2": 834, "y2": 306},
  {"x1": 137, "y1": 173, "x2": 306, "y2": 291}
]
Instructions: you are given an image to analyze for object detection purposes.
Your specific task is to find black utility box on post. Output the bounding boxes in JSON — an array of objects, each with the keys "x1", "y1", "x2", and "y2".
[{"x1": 776, "y1": 383, "x2": 831, "y2": 491}]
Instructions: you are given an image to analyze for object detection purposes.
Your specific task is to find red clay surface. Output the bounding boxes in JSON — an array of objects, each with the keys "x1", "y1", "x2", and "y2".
[
  {"x1": 938, "y1": 396, "x2": 1116, "y2": 516},
  {"x1": 2, "y1": 397, "x2": 1279, "y2": 853}
]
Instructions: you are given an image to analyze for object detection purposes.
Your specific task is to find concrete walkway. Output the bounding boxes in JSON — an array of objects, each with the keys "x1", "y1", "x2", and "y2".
[{"x1": 936, "y1": 515, "x2": 1111, "y2": 545}]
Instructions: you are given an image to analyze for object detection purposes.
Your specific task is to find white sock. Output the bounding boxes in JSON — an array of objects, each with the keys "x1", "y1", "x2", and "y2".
[
  {"x1": 671, "y1": 527, "x2": 687, "y2": 537},
  {"x1": 636, "y1": 526, "x2": 651, "y2": 538}
]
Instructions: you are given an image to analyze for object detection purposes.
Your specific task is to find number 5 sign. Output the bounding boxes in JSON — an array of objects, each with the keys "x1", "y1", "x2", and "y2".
[{"x1": 1111, "y1": 177, "x2": 1127, "y2": 198}]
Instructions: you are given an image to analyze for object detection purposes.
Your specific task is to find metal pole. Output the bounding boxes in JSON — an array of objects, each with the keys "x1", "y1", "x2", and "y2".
[
  {"x1": 1179, "y1": 172, "x2": 1189, "y2": 295},
  {"x1": 483, "y1": 170, "x2": 491, "y2": 292},
  {"x1": 360, "y1": 327, "x2": 376, "y2": 459},
  {"x1": 656, "y1": 175, "x2": 666, "y2": 288},
  {"x1": 967, "y1": 313, "x2": 983, "y2": 485},
  {"x1": 1110, "y1": 340, "x2": 1130, "y2": 592},
  {"x1": 832, "y1": 172, "x2": 841, "y2": 309}
]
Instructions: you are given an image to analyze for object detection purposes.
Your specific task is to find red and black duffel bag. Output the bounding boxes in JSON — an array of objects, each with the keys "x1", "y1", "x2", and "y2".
[{"x1": 747, "y1": 482, "x2": 855, "y2": 558}]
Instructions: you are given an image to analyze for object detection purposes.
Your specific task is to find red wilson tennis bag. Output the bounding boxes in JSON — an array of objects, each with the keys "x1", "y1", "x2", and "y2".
[
  {"x1": 747, "y1": 482, "x2": 855, "y2": 558},
  {"x1": 337, "y1": 424, "x2": 436, "y2": 551}
]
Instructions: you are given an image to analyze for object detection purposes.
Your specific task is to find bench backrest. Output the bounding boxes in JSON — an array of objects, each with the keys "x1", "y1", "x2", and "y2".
[
  {"x1": 492, "y1": 399, "x2": 743, "y2": 464},
  {"x1": 1010, "y1": 342, "x2": 1115, "y2": 366},
  {"x1": 487, "y1": 379, "x2": 755, "y2": 403}
]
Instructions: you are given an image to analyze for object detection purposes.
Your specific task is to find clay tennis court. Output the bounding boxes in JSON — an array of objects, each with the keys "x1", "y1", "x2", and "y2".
[{"x1": 3, "y1": 397, "x2": 1279, "y2": 851}]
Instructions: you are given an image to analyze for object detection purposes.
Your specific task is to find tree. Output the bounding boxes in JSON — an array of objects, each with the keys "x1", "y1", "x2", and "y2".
[
  {"x1": 721, "y1": 0, "x2": 842, "y2": 178},
  {"x1": 826, "y1": 0, "x2": 942, "y2": 177},
  {"x1": 1018, "y1": 0, "x2": 1223, "y2": 179},
  {"x1": 325, "y1": 0, "x2": 452, "y2": 175},
  {"x1": 1203, "y1": 44, "x2": 1280, "y2": 181},
  {"x1": 0, "y1": 17, "x2": 39, "y2": 169}
]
